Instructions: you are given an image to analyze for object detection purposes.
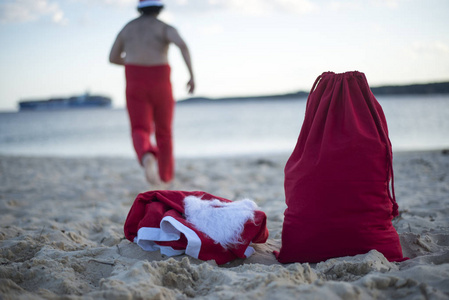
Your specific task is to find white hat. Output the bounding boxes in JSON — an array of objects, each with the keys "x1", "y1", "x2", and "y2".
[{"x1": 137, "y1": 0, "x2": 163, "y2": 8}]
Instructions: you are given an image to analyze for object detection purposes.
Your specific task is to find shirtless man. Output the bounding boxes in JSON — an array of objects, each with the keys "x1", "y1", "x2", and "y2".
[{"x1": 109, "y1": 0, "x2": 194, "y2": 186}]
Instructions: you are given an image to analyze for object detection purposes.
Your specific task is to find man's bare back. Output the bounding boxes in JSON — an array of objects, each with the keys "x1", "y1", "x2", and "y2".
[
  {"x1": 110, "y1": 13, "x2": 194, "y2": 93},
  {"x1": 112, "y1": 16, "x2": 169, "y2": 65}
]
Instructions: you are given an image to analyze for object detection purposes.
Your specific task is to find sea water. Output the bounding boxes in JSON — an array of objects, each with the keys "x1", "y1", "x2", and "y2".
[{"x1": 0, "y1": 95, "x2": 448, "y2": 158}]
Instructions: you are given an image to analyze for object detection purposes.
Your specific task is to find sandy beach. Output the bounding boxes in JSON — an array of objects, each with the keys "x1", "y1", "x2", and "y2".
[{"x1": 1, "y1": 150, "x2": 448, "y2": 299}]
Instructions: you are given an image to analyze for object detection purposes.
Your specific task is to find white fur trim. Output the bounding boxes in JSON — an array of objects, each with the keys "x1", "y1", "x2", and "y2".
[
  {"x1": 135, "y1": 216, "x2": 202, "y2": 259},
  {"x1": 244, "y1": 246, "x2": 255, "y2": 258},
  {"x1": 138, "y1": 0, "x2": 163, "y2": 8},
  {"x1": 184, "y1": 196, "x2": 257, "y2": 249},
  {"x1": 137, "y1": 226, "x2": 179, "y2": 243},
  {"x1": 160, "y1": 216, "x2": 202, "y2": 259},
  {"x1": 139, "y1": 240, "x2": 185, "y2": 256},
  {"x1": 136, "y1": 226, "x2": 184, "y2": 255}
]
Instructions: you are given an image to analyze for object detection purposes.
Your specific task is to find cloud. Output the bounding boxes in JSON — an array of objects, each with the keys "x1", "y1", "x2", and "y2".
[
  {"x1": 0, "y1": 0, "x2": 317, "y2": 25},
  {"x1": 275, "y1": 0, "x2": 317, "y2": 14},
  {"x1": 97, "y1": 0, "x2": 134, "y2": 6},
  {"x1": 199, "y1": 24, "x2": 223, "y2": 35},
  {"x1": 0, "y1": 0, "x2": 67, "y2": 24},
  {"x1": 404, "y1": 41, "x2": 449, "y2": 62},
  {"x1": 411, "y1": 41, "x2": 449, "y2": 55},
  {"x1": 372, "y1": 0, "x2": 402, "y2": 9},
  {"x1": 162, "y1": 0, "x2": 318, "y2": 15},
  {"x1": 329, "y1": 0, "x2": 404, "y2": 11},
  {"x1": 328, "y1": 1, "x2": 362, "y2": 11}
]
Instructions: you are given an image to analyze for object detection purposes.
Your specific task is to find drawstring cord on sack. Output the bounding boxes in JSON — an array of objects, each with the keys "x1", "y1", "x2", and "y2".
[
  {"x1": 310, "y1": 74, "x2": 323, "y2": 94},
  {"x1": 361, "y1": 74, "x2": 399, "y2": 217},
  {"x1": 387, "y1": 144, "x2": 399, "y2": 217},
  {"x1": 305, "y1": 74, "x2": 323, "y2": 112}
]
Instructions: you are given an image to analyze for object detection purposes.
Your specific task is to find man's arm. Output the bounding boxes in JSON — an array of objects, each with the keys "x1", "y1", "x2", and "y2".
[
  {"x1": 109, "y1": 31, "x2": 125, "y2": 66},
  {"x1": 166, "y1": 26, "x2": 195, "y2": 94}
]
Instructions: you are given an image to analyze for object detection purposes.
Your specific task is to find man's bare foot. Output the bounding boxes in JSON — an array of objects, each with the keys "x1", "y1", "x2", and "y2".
[
  {"x1": 142, "y1": 153, "x2": 161, "y2": 185},
  {"x1": 159, "y1": 181, "x2": 174, "y2": 190}
]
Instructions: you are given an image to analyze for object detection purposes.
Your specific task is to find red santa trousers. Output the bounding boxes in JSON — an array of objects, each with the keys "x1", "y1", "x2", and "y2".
[
  {"x1": 125, "y1": 64, "x2": 175, "y2": 182},
  {"x1": 276, "y1": 71, "x2": 405, "y2": 264}
]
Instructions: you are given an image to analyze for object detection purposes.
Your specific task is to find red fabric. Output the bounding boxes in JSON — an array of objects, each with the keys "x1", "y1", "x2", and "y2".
[
  {"x1": 124, "y1": 190, "x2": 269, "y2": 265},
  {"x1": 125, "y1": 64, "x2": 174, "y2": 182},
  {"x1": 276, "y1": 71, "x2": 404, "y2": 264}
]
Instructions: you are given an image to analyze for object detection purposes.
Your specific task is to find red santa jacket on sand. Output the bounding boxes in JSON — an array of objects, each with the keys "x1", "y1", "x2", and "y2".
[{"x1": 124, "y1": 190, "x2": 269, "y2": 265}]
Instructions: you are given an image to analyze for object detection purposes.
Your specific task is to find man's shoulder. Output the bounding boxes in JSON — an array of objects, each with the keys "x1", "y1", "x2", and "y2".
[
  {"x1": 155, "y1": 18, "x2": 176, "y2": 30},
  {"x1": 124, "y1": 17, "x2": 174, "y2": 29},
  {"x1": 124, "y1": 17, "x2": 142, "y2": 28},
  {"x1": 118, "y1": 19, "x2": 137, "y2": 35}
]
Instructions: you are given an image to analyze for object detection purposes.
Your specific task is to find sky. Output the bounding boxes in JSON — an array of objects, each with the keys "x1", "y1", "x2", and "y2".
[{"x1": 0, "y1": 0, "x2": 448, "y2": 111}]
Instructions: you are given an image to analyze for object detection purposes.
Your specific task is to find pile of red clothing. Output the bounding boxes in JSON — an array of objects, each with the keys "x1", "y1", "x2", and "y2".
[{"x1": 124, "y1": 190, "x2": 269, "y2": 265}]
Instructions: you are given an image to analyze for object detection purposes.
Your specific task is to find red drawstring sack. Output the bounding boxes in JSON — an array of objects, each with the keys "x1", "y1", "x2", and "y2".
[{"x1": 276, "y1": 71, "x2": 405, "y2": 263}]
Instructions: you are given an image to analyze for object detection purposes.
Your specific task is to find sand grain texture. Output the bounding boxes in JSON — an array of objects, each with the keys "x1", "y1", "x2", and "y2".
[{"x1": 1, "y1": 151, "x2": 448, "y2": 299}]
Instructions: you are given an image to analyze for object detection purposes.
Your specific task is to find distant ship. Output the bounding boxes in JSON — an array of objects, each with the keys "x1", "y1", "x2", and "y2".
[{"x1": 18, "y1": 93, "x2": 112, "y2": 111}]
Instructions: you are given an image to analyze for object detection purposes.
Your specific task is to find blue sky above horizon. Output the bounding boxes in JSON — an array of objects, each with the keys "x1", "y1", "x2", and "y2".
[{"x1": 0, "y1": 0, "x2": 448, "y2": 111}]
